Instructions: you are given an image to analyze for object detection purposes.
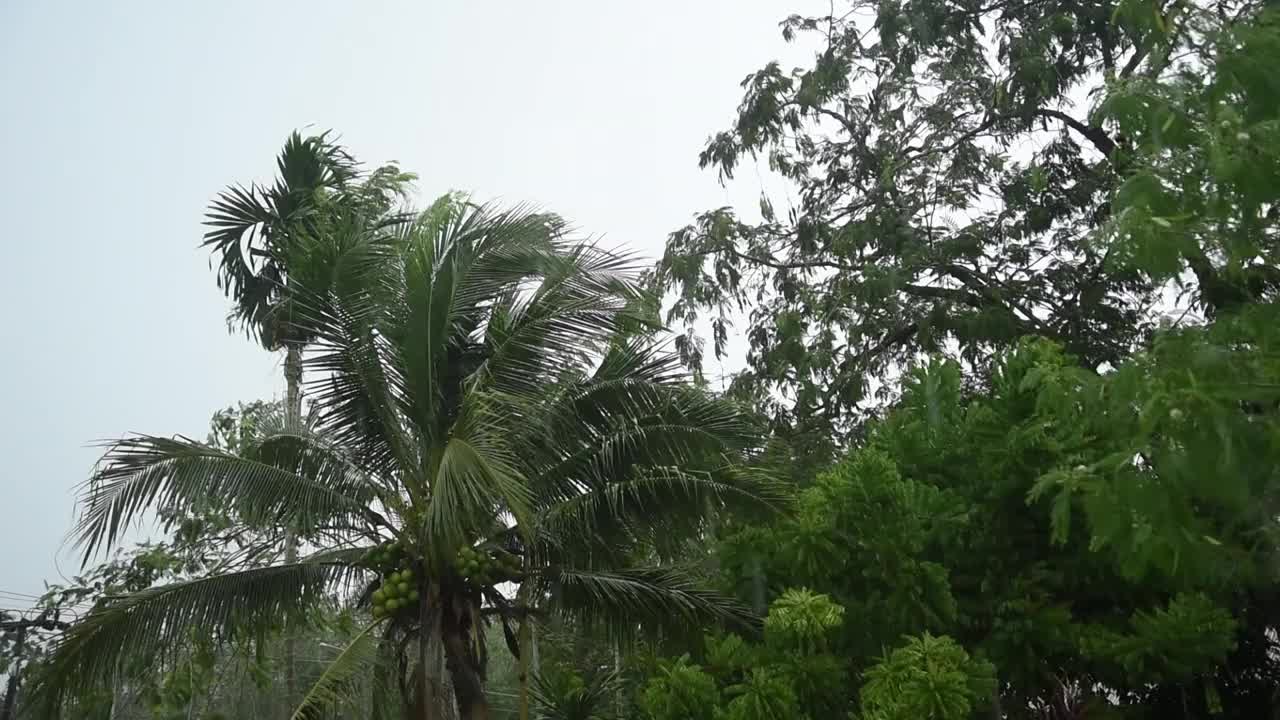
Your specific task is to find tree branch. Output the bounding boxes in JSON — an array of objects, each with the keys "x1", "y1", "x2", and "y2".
[
  {"x1": 722, "y1": 247, "x2": 859, "y2": 273},
  {"x1": 851, "y1": 322, "x2": 919, "y2": 366},
  {"x1": 1033, "y1": 109, "x2": 1118, "y2": 158},
  {"x1": 903, "y1": 283, "x2": 986, "y2": 308}
]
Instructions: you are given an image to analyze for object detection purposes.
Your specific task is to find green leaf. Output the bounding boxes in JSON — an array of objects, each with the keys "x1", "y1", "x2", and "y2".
[{"x1": 291, "y1": 622, "x2": 381, "y2": 720}]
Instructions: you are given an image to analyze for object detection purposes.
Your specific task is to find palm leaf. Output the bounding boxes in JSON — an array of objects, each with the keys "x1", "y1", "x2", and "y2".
[
  {"x1": 29, "y1": 556, "x2": 361, "y2": 713},
  {"x1": 534, "y1": 465, "x2": 777, "y2": 552},
  {"x1": 539, "y1": 566, "x2": 755, "y2": 644},
  {"x1": 202, "y1": 183, "x2": 276, "y2": 302},
  {"x1": 202, "y1": 130, "x2": 413, "y2": 346},
  {"x1": 302, "y1": 281, "x2": 420, "y2": 479},
  {"x1": 523, "y1": 383, "x2": 766, "y2": 514},
  {"x1": 292, "y1": 621, "x2": 382, "y2": 720},
  {"x1": 476, "y1": 243, "x2": 644, "y2": 400},
  {"x1": 74, "y1": 432, "x2": 377, "y2": 562},
  {"x1": 429, "y1": 427, "x2": 532, "y2": 550}
]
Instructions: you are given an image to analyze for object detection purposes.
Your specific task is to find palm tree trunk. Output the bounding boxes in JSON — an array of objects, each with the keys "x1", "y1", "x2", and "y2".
[
  {"x1": 285, "y1": 343, "x2": 303, "y2": 421},
  {"x1": 613, "y1": 643, "x2": 623, "y2": 717},
  {"x1": 415, "y1": 595, "x2": 441, "y2": 720},
  {"x1": 442, "y1": 625, "x2": 490, "y2": 720},
  {"x1": 412, "y1": 649, "x2": 438, "y2": 720},
  {"x1": 531, "y1": 623, "x2": 539, "y2": 675},
  {"x1": 283, "y1": 342, "x2": 303, "y2": 714},
  {"x1": 409, "y1": 589, "x2": 455, "y2": 717},
  {"x1": 515, "y1": 578, "x2": 535, "y2": 720},
  {"x1": 516, "y1": 619, "x2": 532, "y2": 720}
]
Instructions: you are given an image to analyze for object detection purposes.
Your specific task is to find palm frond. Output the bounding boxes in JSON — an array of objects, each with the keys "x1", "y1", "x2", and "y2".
[
  {"x1": 524, "y1": 385, "x2": 763, "y2": 511},
  {"x1": 429, "y1": 428, "x2": 531, "y2": 551},
  {"x1": 29, "y1": 557, "x2": 361, "y2": 714},
  {"x1": 74, "y1": 433, "x2": 376, "y2": 562},
  {"x1": 203, "y1": 182, "x2": 279, "y2": 338},
  {"x1": 301, "y1": 279, "x2": 420, "y2": 479},
  {"x1": 534, "y1": 465, "x2": 777, "y2": 551},
  {"x1": 539, "y1": 566, "x2": 755, "y2": 644},
  {"x1": 275, "y1": 130, "x2": 359, "y2": 194},
  {"x1": 476, "y1": 243, "x2": 644, "y2": 400},
  {"x1": 202, "y1": 130, "x2": 413, "y2": 346},
  {"x1": 292, "y1": 621, "x2": 382, "y2": 720}
]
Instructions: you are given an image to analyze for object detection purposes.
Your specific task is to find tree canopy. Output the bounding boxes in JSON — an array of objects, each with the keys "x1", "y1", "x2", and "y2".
[
  {"x1": 10, "y1": 1, "x2": 1280, "y2": 719},
  {"x1": 658, "y1": 0, "x2": 1279, "y2": 447}
]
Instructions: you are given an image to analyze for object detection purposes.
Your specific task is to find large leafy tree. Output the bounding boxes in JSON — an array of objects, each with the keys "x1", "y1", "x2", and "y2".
[
  {"x1": 656, "y1": 0, "x2": 1270, "y2": 444},
  {"x1": 32, "y1": 201, "x2": 767, "y2": 720},
  {"x1": 653, "y1": 2, "x2": 1280, "y2": 718}
]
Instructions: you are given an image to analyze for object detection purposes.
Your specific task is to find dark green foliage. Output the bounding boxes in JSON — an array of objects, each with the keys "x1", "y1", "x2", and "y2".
[
  {"x1": 717, "y1": 449, "x2": 956, "y2": 666},
  {"x1": 637, "y1": 655, "x2": 720, "y2": 720},
  {"x1": 638, "y1": 591, "x2": 885, "y2": 720},
  {"x1": 656, "y1": 0, "x2": 1202, "y2": 444},
  {"x1": 697, "y1": 336, "x2": 1277, "y2": 717},
  {"x1": 631, "y1": 2, "x2": 1280, "y2": 717},
  {"x1": 1100, "y1": 4, "x2": 1280, "y2": 315}
]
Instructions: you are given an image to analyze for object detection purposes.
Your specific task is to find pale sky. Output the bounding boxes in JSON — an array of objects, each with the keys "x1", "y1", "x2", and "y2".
[{"x1": 0, "y1": 1, "x2": 820, "y2": 601}]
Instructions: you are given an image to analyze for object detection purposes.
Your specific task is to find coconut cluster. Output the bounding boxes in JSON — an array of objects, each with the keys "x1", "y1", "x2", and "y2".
[
  {"x1": 363, "y1": 540, "x2": 419, "y2": 619},
  {"x1": 360, "y1": 540, "x2": 524, "y2": 620},
  {"x1": 454, "y1": 545, "x2": 522, "y2": 586}
]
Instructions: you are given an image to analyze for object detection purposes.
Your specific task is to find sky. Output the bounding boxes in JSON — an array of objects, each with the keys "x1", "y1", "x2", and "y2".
[{"x1": 0, "y1": 1, "x2": 822, "y2": 601}]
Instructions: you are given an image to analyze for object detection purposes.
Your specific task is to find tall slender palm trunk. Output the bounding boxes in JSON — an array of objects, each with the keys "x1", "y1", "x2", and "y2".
[
  {"x1": 517, "y1": 619, "x2": 532, "y2": 720},
  {"x1": 283, "y1": 343, "x2": 303, "y2": 713}
]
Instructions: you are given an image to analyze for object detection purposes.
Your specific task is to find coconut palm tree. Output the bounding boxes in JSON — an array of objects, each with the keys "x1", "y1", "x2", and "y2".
[{"x1": 33, "y1": 201, "x2": 771, "y2": 720}]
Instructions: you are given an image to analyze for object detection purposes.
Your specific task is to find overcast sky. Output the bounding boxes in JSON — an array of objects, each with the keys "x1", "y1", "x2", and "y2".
[{"x1": 0, "y1": 1, "x2": 822, "y2": 601}]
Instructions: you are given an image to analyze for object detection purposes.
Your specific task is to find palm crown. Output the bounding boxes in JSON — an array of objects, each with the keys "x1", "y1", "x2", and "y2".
[
  {"x1": 35, "y1": 199, "x2": 771, "y2": 720},
  {"x1": 203, "y1": 130, "x2": 415, "y2": 349}
]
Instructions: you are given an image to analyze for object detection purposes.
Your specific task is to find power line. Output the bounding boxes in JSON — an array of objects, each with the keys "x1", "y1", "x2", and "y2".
[
  {"x1": 0, "y1": 589, "x2": 99, "y2": 609},
  {"x1": 0, "y1": 595, "x2": 95, "y2": 612},
  {"x1": 0, "y1": 594, "x2": 95, "y2": 609}
]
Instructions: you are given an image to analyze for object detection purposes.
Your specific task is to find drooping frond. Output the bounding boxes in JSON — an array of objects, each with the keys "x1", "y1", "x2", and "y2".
[
  {"x1": 521, "y1": 365, "x2": 766, "y2": 511},
  {"x1": 203, "y1": 182, "x2": 280, "y2": 336},
  {"x1": 28, "y1": 556, "x2": 362, "y2": 715},
  {"x1": 292, "y1": 621, "x2": 382, "y2": 720},
  {"x1": 539, "y1": 566, "x2": 755, "y2": 644},
  {"x1": 302, "y1": 281, "x2": 418, "y2": 479},
  {"x1": 534, "y1": 465, "x2": 779, "y2": 562},
  {"x1": 476, "y1": 242, "x2": 645, "y2": 400},
  {"x1": 74, "y1": 431, "x2": 378, "y2": 563}
]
